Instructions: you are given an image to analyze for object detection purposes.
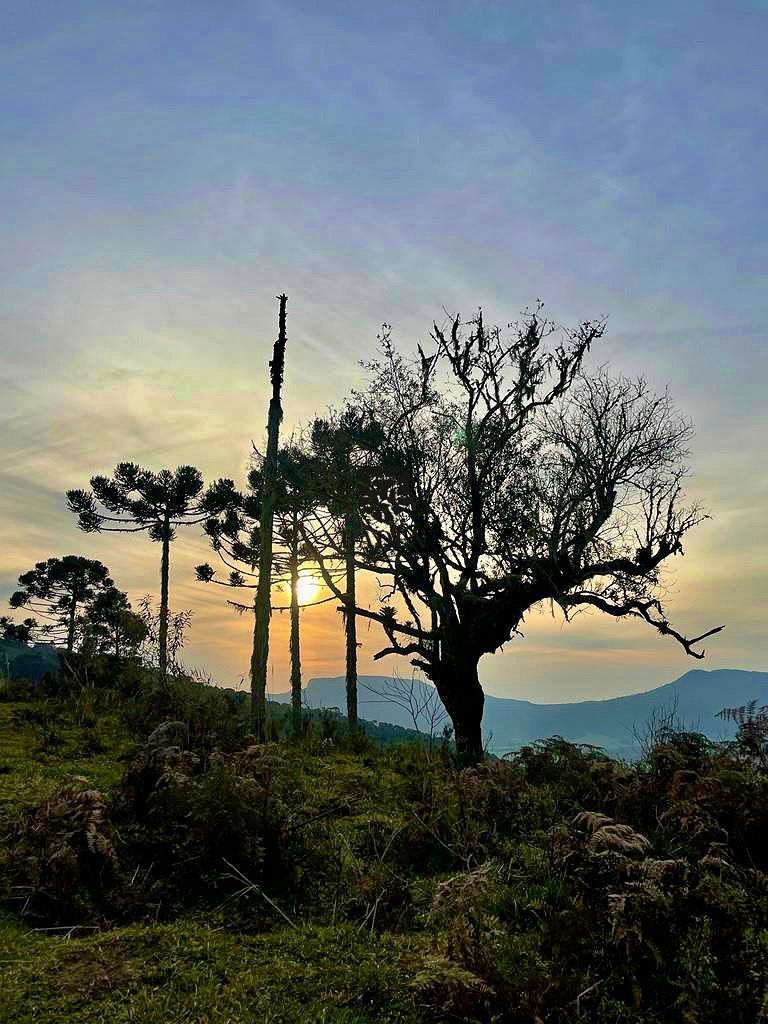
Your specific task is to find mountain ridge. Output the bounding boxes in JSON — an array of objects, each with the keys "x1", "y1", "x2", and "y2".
[{"x1": 272, "y1": 668, "x2": 768, "y2": 757}]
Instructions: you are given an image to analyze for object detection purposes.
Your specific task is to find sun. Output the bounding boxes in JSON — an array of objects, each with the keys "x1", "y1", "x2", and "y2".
[{"x1": 295, "y1": 571, "x2": 320, "y2": 605}]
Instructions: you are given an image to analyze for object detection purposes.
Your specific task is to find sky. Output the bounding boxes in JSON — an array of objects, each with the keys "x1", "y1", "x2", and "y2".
[{"x1": 1, "y1": 1, "x2": 766, "y2": 703}]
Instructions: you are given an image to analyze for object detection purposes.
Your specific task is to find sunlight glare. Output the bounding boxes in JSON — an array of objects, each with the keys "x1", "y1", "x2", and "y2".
[{"x1": 295, "y1": 571, "x2": 320, "y2": 605}]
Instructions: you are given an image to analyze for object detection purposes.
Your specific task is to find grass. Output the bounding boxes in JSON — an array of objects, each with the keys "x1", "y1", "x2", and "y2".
[
  {"x1": 3, "y1": 681, "x2": 768, "y2": 1024},
  {"x1": 0, "y1": 702, "x2": 133, "y2": 825},
  {"x1": 0, "y1": 701, "x2": 430, "y2": 1023},
  {"x1": 0, "y1": 917, "x2": 428, "y2": 1023}
]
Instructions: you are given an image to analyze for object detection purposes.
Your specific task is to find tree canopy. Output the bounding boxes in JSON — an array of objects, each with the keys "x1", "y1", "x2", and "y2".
[
  {"x1": 0, "y1": 615, "x2": 38, "y2": 646},
  {"x1": 9, "y1": 555, "x2": 116, "y2": 653},
  {"x1": 67, "y1": 463, "x2": 231, "y2": 677},
  {"x1": 305, "y1": 307, "x2": 722, "y2": 760}
]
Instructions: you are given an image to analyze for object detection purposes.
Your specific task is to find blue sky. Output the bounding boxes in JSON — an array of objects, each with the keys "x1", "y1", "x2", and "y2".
[{"x1": 1, "y1": 1, "x2": 766, "y2": 700}]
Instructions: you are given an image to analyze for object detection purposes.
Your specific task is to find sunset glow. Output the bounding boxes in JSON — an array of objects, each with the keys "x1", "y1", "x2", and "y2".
[
  {"x1": 295, "y1": 572, "x2": 321, "y2": 606},
  {"x1": 0, "y1": 3, "x2": 765, "y2": 703}
]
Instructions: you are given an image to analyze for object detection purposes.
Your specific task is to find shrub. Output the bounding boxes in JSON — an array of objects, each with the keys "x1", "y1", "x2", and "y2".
[
  {"x1": 119, "y1": 674, "x2": 246, "y2": 755},
  {"x1": 8, "y1": 781, "x2": 125, "y2": 923}
]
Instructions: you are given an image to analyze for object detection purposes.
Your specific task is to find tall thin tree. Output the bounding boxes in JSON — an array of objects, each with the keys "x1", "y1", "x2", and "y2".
[
  {"x1": 251, "y1": 294, "x2": 288, "y2": 737},
  {"x1": 67, "y1": 465, "x2": 231, "y2": 679},
  {"x1": 308, "y1": 410, "x2": 389, "y2": 730}
]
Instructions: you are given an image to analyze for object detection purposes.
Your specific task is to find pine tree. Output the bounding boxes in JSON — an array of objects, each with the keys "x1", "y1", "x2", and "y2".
[
  {"x1": 9, "y1": 555, "x2": 115, "y2": 653},
  {"x1": 307, "y1": 408, "x2": 390, "y2": 730},
  {"x1": 0, "y1": 615, "x2": 38, "y2": 645},
  {"x1": 67, "y1": 464, "x2": 231, "y2": 678},
  {"x1": 197, "y1": 445, "x2": 335, "y2": 734},
  {"x1": 81, "y1": 588, "x2": 148, "y2": 658}
]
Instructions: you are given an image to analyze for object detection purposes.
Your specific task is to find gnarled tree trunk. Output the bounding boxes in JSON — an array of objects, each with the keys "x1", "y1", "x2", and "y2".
[{"x1": 431, "y1": 646, "x2": 485, "y2": 764}]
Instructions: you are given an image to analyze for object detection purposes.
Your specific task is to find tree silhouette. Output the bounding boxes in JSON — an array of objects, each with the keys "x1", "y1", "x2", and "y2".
[
  {"x1": 67, "y1": 464, "x2": 230, "y2": 678},
  {"x1": 307, "y1": 409, "x2": 390, "y2": 730},
  {"x1": 134, "y1": 595, "x2": 194, "y2": 676},
  {"x1": 197, "y1": 445, "x2": 336, "y2": 734},
  {"x1": 307, "y1": 307, "x2": 723, "y2": 762},
  {"x1": 9, "y1": 555, "x2": 115, "y2": 653},
  {"x1": 250, "y1": 294, "x2": 288, "y2": 737},
  {"x1": 0, "y1": 615, "x2": 38, "y2": 645},
  {"x1": 81, "y1": 588, "x2": 148, "y2": 659}
]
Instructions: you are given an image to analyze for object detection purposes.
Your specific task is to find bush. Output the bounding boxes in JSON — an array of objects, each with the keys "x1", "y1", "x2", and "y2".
[
  {"x1": 119, "y1": 674, "x2": 247, "y2": 755},
  {"x1": 0, "y1": 677, "x2": 36, "y2": 702},
  {"x1": 4, "y1": 689, "x2": 768, "y2": 1022},
  {"x1": 7, "y1": 781, "x2": 127, "y2": 924}
]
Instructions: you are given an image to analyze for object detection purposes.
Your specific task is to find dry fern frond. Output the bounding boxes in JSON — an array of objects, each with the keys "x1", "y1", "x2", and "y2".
[
  {"x1": 572, "y1": 811, "x2": 613, "y2": 835},
  {"x1": 430, "y1": 863, "x2": 495, "y2": 921},
  {"x1": 639, "y1": 858, "x2": 685, "y2": 886},
  {"x1": 410, "y1": 956, "x2": 495, "y2": 1019},
  {"x1": 572, "y1": 811, "x2": 651, "y2": 856},
  {"x1": 589, "y1": 823, "x2": 651, "y2": 857}
]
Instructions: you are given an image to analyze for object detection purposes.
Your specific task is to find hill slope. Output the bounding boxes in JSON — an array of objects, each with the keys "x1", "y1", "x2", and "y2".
[
  {"x1": 272, "y1": 669, "x2": 768, "y2": 757},
  {"x1": 0, "y1": 638, "x2": 60, "y2": 683}
]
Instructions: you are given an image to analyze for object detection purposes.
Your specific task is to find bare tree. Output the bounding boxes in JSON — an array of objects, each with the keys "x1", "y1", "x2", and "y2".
[
  {"x1": 304, "y1": 306, "x2": 722, "y2": 762},
  {"x1": 362, "y1": 671, "x2": 448, "y2": 750},
  {"x1": 136, "y1": 596, "x2": 193, "y2": 677},
  {"x1": 251, "y1": 294, "x2": 288, "y2": 737}
]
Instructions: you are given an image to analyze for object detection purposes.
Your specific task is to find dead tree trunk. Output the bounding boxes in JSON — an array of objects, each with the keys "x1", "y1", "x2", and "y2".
[{"x1": 251, "y1": 294, "x2": 288, "y2": 738}]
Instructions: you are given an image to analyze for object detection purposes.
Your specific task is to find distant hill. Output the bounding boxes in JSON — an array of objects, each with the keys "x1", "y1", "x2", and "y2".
[
  {"x1": 272, "y1": 669, "x2": 768, "y2": 758},
  {"x1": 0, "y1": 638, "x2": 60, "y2": 683},
  {"x1": 218, "y1": 684, "x2": 446, "y2": 749}
]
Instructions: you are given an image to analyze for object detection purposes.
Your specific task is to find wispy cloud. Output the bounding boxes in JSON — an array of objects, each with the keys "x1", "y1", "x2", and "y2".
[{"x1": 1, "y1": 1, "x2": 765, "y2": 699}]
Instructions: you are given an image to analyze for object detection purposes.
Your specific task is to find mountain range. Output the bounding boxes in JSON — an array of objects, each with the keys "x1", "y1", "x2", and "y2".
[
  {"x1": 4, "y1": 638, "x2": 764, "y2": 760},
  {"x1": 272, "y1": 669, "x2": 768, "y2": 758}
]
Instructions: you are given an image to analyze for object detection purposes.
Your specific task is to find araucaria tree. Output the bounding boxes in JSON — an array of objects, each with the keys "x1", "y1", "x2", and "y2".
[
  {"x1": 1, "y1": 615, "x2": 39, "y2": 645},
  {"x1": 308, "y1": 409, "x2": 390, "y2": 730},
  {"x1": 197, "y1": 445, "x2": 334, "y2": 734},
  {"x1": 81, "y1": 588, "x2": 148, "y2": 659},
  {"x1": 311, "y1": 308, "x2": 722, "y2": 762},
  {"x1": 67, "y1": 464, "x2": 225, "y2": 678},
  {"x1": 9, "y1": 556, "x2": 115, "y2": 653}
]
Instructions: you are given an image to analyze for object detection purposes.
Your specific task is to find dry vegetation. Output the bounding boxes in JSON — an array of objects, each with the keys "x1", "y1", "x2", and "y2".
[{"x1": 1, "y1": 665, "x2": 767, "y2": 1023}]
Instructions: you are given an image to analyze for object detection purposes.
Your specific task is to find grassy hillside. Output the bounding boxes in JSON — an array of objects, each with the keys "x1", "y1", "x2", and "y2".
[{"x1": 1, "y1": 668, "x2": 768, "y2": 1022}]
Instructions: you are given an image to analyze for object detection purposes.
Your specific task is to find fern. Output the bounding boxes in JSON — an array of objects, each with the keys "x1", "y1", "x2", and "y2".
[
  {"x1": 717, "y1": 699, "x2": 768, "y2": 726},
  {"x1": 717, "y1": 700, "x2": 768, "y2": 759},
  {"x1": 572, "y1": 811, "x2": 651, "y2": 856}
]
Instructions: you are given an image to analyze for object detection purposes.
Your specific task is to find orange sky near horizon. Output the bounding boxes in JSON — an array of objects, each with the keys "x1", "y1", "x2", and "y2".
[{"x1": 1, "y1": 320, "x2": 764, "y2": 705}]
